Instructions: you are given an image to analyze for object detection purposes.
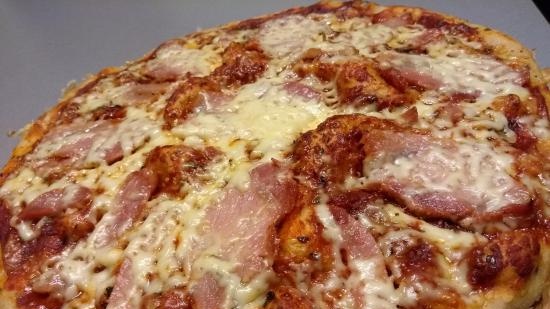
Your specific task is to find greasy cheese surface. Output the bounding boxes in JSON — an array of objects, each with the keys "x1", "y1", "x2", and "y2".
[{"x1": 1, "y1": 3, "x2": 549, "y2": 309}]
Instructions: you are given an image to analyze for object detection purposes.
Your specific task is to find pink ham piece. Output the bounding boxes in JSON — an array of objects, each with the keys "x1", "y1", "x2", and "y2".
[
  {"x1": 121, "y1": 82, "x2": 168, "y2": 106},
  {"x1": 200, "y1": 163, "x2": 297, "y2": 281},
  {"x1": 406, "y1": 29, "x2": 443, "y2": 49},
  {"x1": 197, "y1": 91, "x2": 233, "y2": 113},
  {"x1": 31, "y1": 120, "x2": 123, "y2": 180},
  {"x1": 283, "y1": 81, "x2": 320, "y2": 101},
  {"x1": 328, "y1": 205, "x2": 392, "y2": 308},
  {"x1": 103, "y1": 142, "x2": 124, "y2": 165},
  {"x1": 378, "y1": 66, "x2": 442, "y2": 92},
  {"x1": 177, "y1": 163, "x2": 297, "y2": 309},
  {"x1": 188, "y1": 163, "x2": 297, "y2": 282},
  {"x1": 94, "y1": 168, "x2": 157, "y2": 247},
  {"x1": 107, "y1": 258, "x2": 135, "y2": 309},
  {"x1": 19, "y1": 185, "x2": 92, "y2": 221},
  {"x1": 191, "y1": 273, "x2": 225, "y2": 309},
  {"x1": 359, "y1": 129, "x2": 532, "y2": 223},
  {"x1": 363, "y1": 180, "x2": 475, "y2": 221},
  {"x1": 329, "y1": 205, "x2": 379, "y2": 260},
  {"x1": 371, "y1": 9, "x2": 413, "y2": 28},
  {"x1": 144, "y1": 40, "x2": 210, "y2": 82},
  {"x1": 377, "y1": 51, "x2": 526, "y2": 97}
]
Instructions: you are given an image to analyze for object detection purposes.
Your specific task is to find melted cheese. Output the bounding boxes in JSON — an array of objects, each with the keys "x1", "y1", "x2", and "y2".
[
  {"x1": 145, "y1": 42, "x2": 221, "y2": 77},
  {"x1": 259, "y1": 15, "x2": 329, "y2": 59},
  {"x1": 313, "y1": 198, "x2": 399, "y2": 308},
  {"x1": 78, "y1": 80, "x2": 129, "y2": 113},
  {"x1": 173, "y1": 77, "x2": 335, "y2": 188},
  {"x1": 353, "y1": 140, "x2": 528, "y2": 214},
  {"x1": 382, "y1": 51, "x2": 529, "y2": 98},
  {"x1": 349, "y1": 23, "x2": 393, "y2": 55},
  {"x1": 0, "y1": 167, "x2": 48, "y2": 208},
  {"x1": 381, "y1": 205, "x2": 486, "y2": 305},
  {"x1": 86, "y1": 109, "x2": 160, "y2": 164}
]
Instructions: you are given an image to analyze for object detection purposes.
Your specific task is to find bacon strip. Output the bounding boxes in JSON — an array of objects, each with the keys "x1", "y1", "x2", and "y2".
[
  {"x1": 329, "y1": 205, "x2": 378, "y2": 260},
  {"x1": 163, "y1": 77, "x2": 221, "y2": 129},
  {"x1": 283, "y1": 81, "x2": 320, "y2": 101}
]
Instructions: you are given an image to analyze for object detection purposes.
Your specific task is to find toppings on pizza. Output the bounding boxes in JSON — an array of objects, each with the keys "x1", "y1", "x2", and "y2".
[{"x1": 1, "y1": 1, "x2": 550, "y2": 309}]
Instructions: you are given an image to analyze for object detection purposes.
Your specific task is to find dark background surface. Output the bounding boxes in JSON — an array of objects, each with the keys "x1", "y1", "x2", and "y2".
[
  {"x1": 533, "y1": 0, "x2": 550, "y2": 23},
  {"x1": 0, "y1": 0, "x2": 549, "y2": 165}
]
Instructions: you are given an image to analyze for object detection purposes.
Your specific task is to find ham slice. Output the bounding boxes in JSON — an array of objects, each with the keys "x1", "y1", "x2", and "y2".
[
  {"x1": 19, "y1": 185, "x2": 92, "y2": 221},
  {"x1": 329, "y1": 205, "x2": 379, "y2": 260},
  {"x1": 144, "y1": 40, "x2": 212, "y2": 81},
  {"x1": 377, "y1": 51, "x2": 526, "y2": 97},
  {"x1": 200, "y1": 163, "x2": 297, "y2": 280},
  {"x1": 283, "y1": 81, "x2": 320, "y2": 101},
  {"x1": 307, "y1": 203, "x2": 394, "y2": 308},
  {"x1": 371, "y1": 9, "x2": 413, "y2": 28},
  {"x1": 31, "y1": 120, "x2": 121, "y2": 180},
  {"x1": 107, "y1": 259, "x2": 135, "y2": 309},
  {"x1": 378, "y1": 66, "x2": 442, "y2": 92},
  {"x1": 191, "y1": 273, "x2": 225, "y2": 309},
  {"x1": 94, "y1": 169, "x2": 157, "y2": 247},
  {"x1": 406, "y1": 29, "x2": 443, "y2": 50},
  {"x1": 360, "y1": 129, "x2": 532, "y2": 222},
  {"x1": 258, "y1": 15, "x2": 328, "y2": 58},
  {"x1": 121, "y1": 83, "x2": 168, "y2": 106},
  {"x1": 172, "y1": 163, "x2": 298, "y2": 306},
  {"x1": 293, "y1": 115, "x2": 531, "y2": 224},
  {"x1": 331, "y1": 205, "x2": 395, "y2": 309}
]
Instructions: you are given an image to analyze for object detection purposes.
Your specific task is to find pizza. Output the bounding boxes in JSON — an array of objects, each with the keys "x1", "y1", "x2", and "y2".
[{"x1": 1, "y1": 1, "x2": 550, "y2": 308}]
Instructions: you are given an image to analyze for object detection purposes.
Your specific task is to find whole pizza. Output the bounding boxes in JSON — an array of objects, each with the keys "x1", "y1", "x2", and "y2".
[{"x1": 1, "y1": 1, "x2": 550, "y2": 308}]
